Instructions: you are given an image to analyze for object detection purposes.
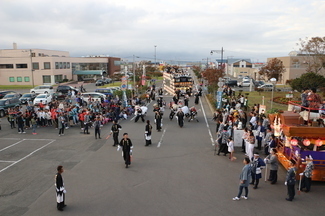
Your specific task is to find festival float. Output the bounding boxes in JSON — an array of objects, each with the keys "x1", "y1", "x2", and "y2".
[{"x1": 270, "y1": 102, "x2": 325, "y2": 181}]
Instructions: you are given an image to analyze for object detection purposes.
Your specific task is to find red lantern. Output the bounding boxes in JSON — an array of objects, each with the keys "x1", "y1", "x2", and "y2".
[
  {"x1": 315, "y1": 139, "x2": 323, "y2": 147},
  {"x1": 303, "y1": 139, "x2": 311, "y2": 146},
  {"x1": 290, "y1": 139, "x2": 298, "y2": 146}
]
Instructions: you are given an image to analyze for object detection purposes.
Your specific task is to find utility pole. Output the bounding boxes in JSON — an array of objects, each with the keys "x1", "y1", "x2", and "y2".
[
  {"x1": 154, "y1": 45, "x2": 157, "y2": 69},
  {"x1": 133, "y1": 55, "x2": 139, "y2": 96},
  {"x1": 202, "y1": 58, "x2": 209, "y2": 69}
]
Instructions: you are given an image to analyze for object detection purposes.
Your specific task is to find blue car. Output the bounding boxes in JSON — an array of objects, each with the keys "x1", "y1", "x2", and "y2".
[{"x1": 95, "y1": 88, "x2": 114, "y2": 96}]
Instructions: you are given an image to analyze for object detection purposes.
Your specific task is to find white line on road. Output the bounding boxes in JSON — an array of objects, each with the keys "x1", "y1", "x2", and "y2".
[
  {"x1": 0, "y1": 160, "x2": 16, "y2": 163},
  {"x1": 0, "y1": 139, "x2": 26, "y2": 152},
  {"x1": 157, "y1": 128, "x2": 167, "y2": 148},
  {"x1": 0, "y1": 140, "x2": 56, "y2": 173},
  {"x1": 193, "y1": 74, "x2": 215, "y2": 146}
]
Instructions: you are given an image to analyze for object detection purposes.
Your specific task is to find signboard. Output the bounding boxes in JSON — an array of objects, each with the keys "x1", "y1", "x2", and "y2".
[
  {"x1": 121, "y1": 84, "x2": 127, "y2": 91},
  {"x1": 216, "y1": 91, "x2": 223, "y2": 109},
  {"x1": 259, "y1": 105, "x2": 266, "y2": 114},
  {"x1": 286, "y1": 94, "x2": 293, "y2": 98},
  {"x1": 121, "y1": 76, "x2": 127, "y2": 90}
]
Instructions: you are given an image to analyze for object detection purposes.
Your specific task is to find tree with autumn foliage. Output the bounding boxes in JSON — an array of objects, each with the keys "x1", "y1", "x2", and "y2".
[
  {"x1": 258, "y1": 58, "x2": 285, "y2": 81},
  {"x1": 202, "y1": 68, "x2": 224, "y2": 92},
  {"x1": 297, "y1": 36, "x2": 325, "y2": 74}
]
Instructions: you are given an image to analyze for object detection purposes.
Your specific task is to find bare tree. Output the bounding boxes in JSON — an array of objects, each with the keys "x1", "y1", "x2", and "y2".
[
  {"x1": 258, "y1": 58, "x2": 285, "y2": 81},
  {"x1": 297, "y1": 36, "x2": 325, "y2": 74}
]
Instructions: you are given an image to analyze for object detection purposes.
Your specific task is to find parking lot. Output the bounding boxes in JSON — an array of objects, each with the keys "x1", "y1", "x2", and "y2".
[{"x1": 0, "y1": 138, "x2": 55, "y2": 173}]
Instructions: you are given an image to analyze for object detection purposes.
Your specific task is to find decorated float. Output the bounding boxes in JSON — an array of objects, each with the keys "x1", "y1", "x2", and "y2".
[{"x1": 270, "y1": 101, "x2": 325, "y2": 181}]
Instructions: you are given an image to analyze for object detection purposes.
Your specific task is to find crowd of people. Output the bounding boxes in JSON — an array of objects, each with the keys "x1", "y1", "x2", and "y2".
[{"x1": 213, "y1": 84, "x2": 316, "y2": 202}]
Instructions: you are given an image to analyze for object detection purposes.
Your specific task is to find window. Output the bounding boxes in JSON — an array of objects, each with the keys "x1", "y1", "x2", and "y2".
[
  {"x1": 32, "y1": 62, "x2": 39, "y2": 70},
  {"x1": 24, "y1": 77, "x2": 30, "y2": 82},
  {"x1": 67, "y1": 62, "x2": 70, "y2": 69},
  {"x1": 42, "y1": 75, "x2": 51, "y2": 83},
  {"x1": 55, "y1": 62, "x2": 59, "y2": 69},
  {"x1": 31, "y1": 53, "x2": 36, "y2": 57},
  {"x1": 44, "y1": 62, "x2": 51, "y2": 69},
  {"x1": 9, "y1": 77, "x2": 15, "y2": 82},
  {"x1": 59, "y1": 62, "x2": 63, "y2": 69},
  {"x1": 0, "y1": 64, "x2": 14, "y2": 69},
  {"x1": 54, "y1": 75, "x2": 63, "y2": 83},
  {"x1": 16, "y1": 64, "x2": 28, "y2": 68},
  {"x1": 63, "y1": 62, "x2": 67, "y2": 69},
  {"x1": 17, "y1": 77, "x2": 22, "y2": 82}
]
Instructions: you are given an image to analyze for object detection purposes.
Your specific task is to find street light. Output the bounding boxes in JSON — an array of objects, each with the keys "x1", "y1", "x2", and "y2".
[
  {"x1": 210, "y1": 47, "x2": 224, "y2": 69},
  {"x1": 270, "y1": 78, "x2": 277, "y2": 109},
  {"x1": 23, "y1": 49, "x2": 35, "y2": 87},
  {"x1": 133, "y1": 55, "x2": 140, "y2": 96},
  {"x1": 154, "y1": 45, "x2": 157, "y2": 68}
]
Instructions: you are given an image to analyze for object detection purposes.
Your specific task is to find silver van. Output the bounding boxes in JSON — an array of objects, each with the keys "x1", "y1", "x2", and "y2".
[{"x1": 257, "y1": 83, "x2": 274, "y2": 91}]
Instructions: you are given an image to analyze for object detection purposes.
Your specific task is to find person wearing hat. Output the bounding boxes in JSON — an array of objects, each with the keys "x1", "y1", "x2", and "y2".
[
  {"x1": 250, "y1": 153, "x2": 265, "y2": 189},
  {"x1": 300, "y1": 155, "x2": 314, "y2": 192},
  {"x1": 118, "y1": 133, "x2": 133, "y2": 168},
  {"x1": 285, "y1": 159, "x2": 297, "y2": 201}
]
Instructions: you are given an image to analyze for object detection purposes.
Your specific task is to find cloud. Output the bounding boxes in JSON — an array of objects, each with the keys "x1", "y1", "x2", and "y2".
[{"x1": 0, "y1": 0, "x2": 324, "y2": 62}]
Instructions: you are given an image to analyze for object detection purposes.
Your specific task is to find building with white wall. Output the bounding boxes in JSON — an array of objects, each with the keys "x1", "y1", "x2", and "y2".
[{"x1": 0, "y1": 45, "x2": 120, "y2": 86}]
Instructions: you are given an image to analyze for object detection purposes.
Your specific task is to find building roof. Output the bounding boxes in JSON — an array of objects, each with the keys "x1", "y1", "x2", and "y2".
[{"x1": 73, "y1": 70, "x2": 103, "y2": 75}]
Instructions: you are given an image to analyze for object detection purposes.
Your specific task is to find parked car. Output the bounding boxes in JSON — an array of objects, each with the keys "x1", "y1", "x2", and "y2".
[
  {"x1": 33, "y1": 93, "x2": 52, "y2": 105},
  {"x1": 0, "y1": 93, "x2": 21, "y2": 117},
  {"x1": 0, "y1": 91, "x2": 16, "y2": 99},
  {"x1": 257, "y1": 83, "x2": 274, "y2": 91},
  {"x1": 3, "y1": 93, "x2": 21, "y2": 100},
  {"x1": 254, "y1": 80, "x2": 265, "y2": 87},
  {"x1": 56, "y1": 85, "x2": 79, "y2": 94},
  {"x1": 95, "y1": 88, "x2": 114, "y2": 96},
  {"x1": 95, "y1": 80, "x2": 105, "y2": 86},
  {"x1": 102, "y1": 78, "x2": 112, "y2": 84},
  {"x1": 237, "y1": 80, "x2": 251, "y2": 87},
  {"x1": 81, "y1": 92, "x2": 106, "y2": 106},
  {"x1": 225, "y1": 80, "x2": 238, "y2": 87},
  {"x1": 51, "y1": 92, "x2": 66, "y2": 101},
  {"x1": 19, "y1": 93, "x2": 37, "y2": 104},
  {"x1": 30, "y1": 85, "x2": 54, "y2": 94},
  {"x1": 106, "y1": 87, "x2": 120, "y2": 92}
]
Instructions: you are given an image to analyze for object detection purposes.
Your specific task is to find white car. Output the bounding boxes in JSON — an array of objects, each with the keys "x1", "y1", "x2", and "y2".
[
  {"x1": 237, "y1": 80, "x2": 250, "y2": 87},
  {"x1": 81, "y1": 92, "x2": 106, "y2": 105},
  {"x1": 30, "y1": 85, "x2": 54, "y2": 94},
  {"x1": 33, "y1": 94, "x2": 52, "y2": 105}
]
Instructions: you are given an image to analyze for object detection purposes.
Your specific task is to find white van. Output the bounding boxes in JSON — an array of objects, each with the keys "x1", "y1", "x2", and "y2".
[{"x1": 30, "y1": 85, "x2": 54, "y2": 94}]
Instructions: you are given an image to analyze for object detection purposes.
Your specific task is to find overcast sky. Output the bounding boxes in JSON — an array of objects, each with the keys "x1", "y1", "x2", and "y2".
[{"x1": 1, "y1": 0, "x2": 324, "y2": 63}]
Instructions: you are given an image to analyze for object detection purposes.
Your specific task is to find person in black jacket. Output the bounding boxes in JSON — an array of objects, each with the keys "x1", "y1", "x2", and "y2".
[
  {"x1": 107, "y1": 120, "x2": 122, "y2": 146},
  {"x1": 118, "y1": 133, "x2": 133, "y2": 168},
  {"x1": 145, "y1": 120, "x2": 152, "y2": 146},
  {"x1": 55, "y1": 165, "x2": 66, "y2": 211},
  {"x1": 155, "y1": 110, "x2": 162, "y2": 132}
]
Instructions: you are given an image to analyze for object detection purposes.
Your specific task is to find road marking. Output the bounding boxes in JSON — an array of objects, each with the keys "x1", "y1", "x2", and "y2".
[
  {"x1": 157, "y1": 128, "x2": 167, "y2": 148},
  {"x1": 0, "y1": 139, "x2": 26, "y2": 152},
  {"x1": 0, "y1": 160, "x2": 16, "y2": 163},
  {"x1": 0, "y1": 140, "x2": 56, "y2": 173},
  {"x1": 192, "y1": 72, "x2": 215, "y2": 146}
]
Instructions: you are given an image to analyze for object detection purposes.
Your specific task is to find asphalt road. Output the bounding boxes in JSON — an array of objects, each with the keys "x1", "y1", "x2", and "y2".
[{"x1": 0, "y1": 83, "x2": 324, "y2": 216}]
